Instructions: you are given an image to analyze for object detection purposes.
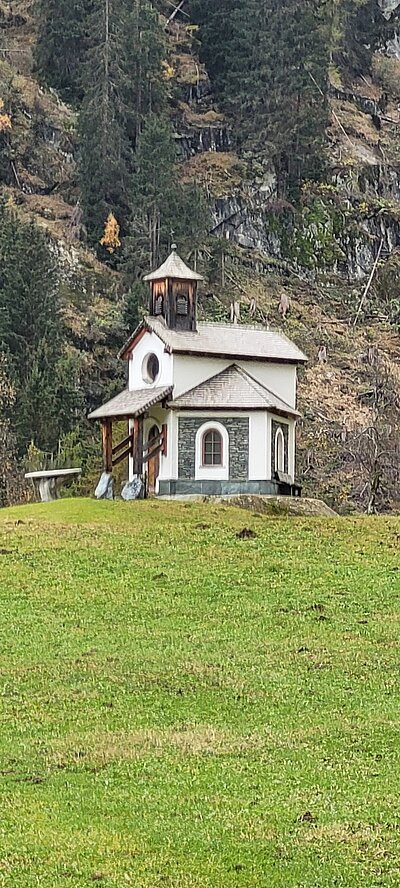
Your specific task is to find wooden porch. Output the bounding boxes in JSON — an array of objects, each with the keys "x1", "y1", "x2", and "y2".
[{"x1": 101, "y1": 416, "x2": 167, "y2": 480}]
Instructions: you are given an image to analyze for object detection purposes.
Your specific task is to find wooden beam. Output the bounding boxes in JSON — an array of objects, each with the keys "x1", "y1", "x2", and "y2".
[
  {"x1": 112, "y1": 433, "x2": 134, "y2": 457},
  {"x1": 143, "y1": 441, "x2": 164, "y2": 464},
  {"x1": 143, "y1": 431, "x2": 162, "y2": 455},
  {"x1": 132, "y1": 417, "x2": 144, "y2": 476},
  {"x1": 102, "y1": 420, "x2": 113, "y2": 473},
  {"x1": 112, "y1": 447, "x2": 132, "y2": 468},
  {"x1": 162, "y1": 424, "x2": 168, "y2": 456}
]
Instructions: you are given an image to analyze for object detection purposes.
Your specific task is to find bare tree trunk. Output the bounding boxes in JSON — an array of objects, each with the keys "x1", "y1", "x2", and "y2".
[{"x1": 367, "y1": 465, "x2": 382, "y2": 514}]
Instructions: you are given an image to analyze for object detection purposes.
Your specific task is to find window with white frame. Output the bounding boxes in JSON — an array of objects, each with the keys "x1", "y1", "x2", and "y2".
[{"x1": 195, "y1": 421, "x2": 229, "y2": 481}]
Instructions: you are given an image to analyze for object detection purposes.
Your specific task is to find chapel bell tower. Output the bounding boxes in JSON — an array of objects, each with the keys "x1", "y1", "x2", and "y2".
[{"x1": 143, "y1": 245, "x2": 204, "y2": 332}]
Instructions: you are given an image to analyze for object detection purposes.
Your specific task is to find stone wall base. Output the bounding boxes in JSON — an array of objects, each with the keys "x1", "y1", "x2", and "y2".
[{"x1": 158, "y1": 480, "x2": 301, "y2": 497}]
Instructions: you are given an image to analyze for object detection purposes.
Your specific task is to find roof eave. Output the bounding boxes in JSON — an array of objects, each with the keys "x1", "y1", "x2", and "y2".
[
  {"x1": 170, "y1": 348, "x2": 307, "y2": 364},
  {"x1": 88, "y1": 386, "x2": 173, "y2": 421},
  {"x1": 118, "y1": 319, "x2": 150, "y2": 360},
  {"x1": 168, "y1": 403, "x2": 300, "y2": 418}
]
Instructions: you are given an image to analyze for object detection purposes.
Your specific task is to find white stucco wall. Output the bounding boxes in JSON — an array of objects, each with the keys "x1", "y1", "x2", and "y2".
[
  {"x1": 157, "y1": 410, "x2": 178, "y2": 483},
  {"x1": 173, "y1": 354, "x2": 297, "y2": 407},
  {"x1": 128, "y1": 332, "x2": 297, "y2": 408},
  {"x1": 248, "y1": 412, "x2": 269, "y2": 480},
  {"x1": 128, "y1": 330, "x2": 173, "y2": 391}
]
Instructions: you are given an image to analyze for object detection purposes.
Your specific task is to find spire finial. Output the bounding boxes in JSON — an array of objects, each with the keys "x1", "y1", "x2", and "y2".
[{"x1": 171, "y1": 242, "x2": 177, "y2": 252}]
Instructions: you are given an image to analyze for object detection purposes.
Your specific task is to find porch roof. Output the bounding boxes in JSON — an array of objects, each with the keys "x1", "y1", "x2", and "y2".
[
  {"x1": 88, "y1": 386, "x2": 173, "y2": 420},
  {"x1": 168, "y1": 364, "x2": 300, "y2": 417}
]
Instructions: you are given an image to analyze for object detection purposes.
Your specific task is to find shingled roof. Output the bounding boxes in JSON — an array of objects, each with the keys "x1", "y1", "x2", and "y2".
[
  {"x1": 169, "y1": 365, "x2": 300, "y2": 417},
  {"x1": 143, "y1": 247, "x2": 204, "y2": 282},
  {"x1": 88, "y1": 386, "x2": 173, "y2": 420},
  {"x1": 120, "y1": 317, "x2": 307, "y2": 363}
]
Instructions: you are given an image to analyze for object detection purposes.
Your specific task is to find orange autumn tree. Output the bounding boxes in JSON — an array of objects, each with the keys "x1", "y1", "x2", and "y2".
[
  {"x1": 100, "y1": 212, "x2": 121, "y2": 253},
  {"x1": 0, "y1": 99, "x2": 11, "y2": 132}
]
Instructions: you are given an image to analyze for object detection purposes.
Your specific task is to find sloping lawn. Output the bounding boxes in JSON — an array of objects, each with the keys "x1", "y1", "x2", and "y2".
[{"x1": 0, "y1": 498, "x2": 399, "y2": 887}]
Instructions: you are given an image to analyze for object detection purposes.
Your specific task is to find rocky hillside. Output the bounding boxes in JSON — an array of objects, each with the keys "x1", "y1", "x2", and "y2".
[{"x1": 3, "y1": 0, "x2": 400, "y2": 510}]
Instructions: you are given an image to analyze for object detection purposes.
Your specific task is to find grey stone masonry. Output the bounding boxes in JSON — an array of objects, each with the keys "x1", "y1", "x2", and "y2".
[
  {"x1": 178, "y1": 417, "x2": 249, "y2": 480},
  {"x1": 224, "y1": 418, "x2": 249, "y2": 480},
  {"x1": 271, "y1": 420, "x2": 289, "y2": 476},
  {"x1": 178, "y1": 418, "x2": 199, "y2": 479}
]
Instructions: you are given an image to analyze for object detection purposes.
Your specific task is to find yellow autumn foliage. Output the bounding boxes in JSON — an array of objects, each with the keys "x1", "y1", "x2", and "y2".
[
  {"x1": 100, "y1": 213, "x2": 121, "y2": 253},
  {"x1": 162, "y1": 61, "x2": 175, "y2": 80},
  {"x1": 0, "y1": 98, "x2": 11, "y2": 132}
]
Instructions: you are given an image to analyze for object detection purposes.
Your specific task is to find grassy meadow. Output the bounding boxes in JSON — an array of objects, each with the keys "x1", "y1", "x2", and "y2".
[{"x1": 0, "y1": 498, "x2": 400, "y2": 887}]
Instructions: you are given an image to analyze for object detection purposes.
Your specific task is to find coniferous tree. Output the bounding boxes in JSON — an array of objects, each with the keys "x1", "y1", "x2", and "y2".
[
  {"x1": 256, "y1": 0, "x2": 330, "y2": 196},
  {"x1": 79, "y1": 0, "x2": 168, "y2": 247},
  {"x1": 0, "y1": 200, "x2": 80, "y2": 453},
  {"x1": 124, "y1": 0, "x2": 167, "y2": 148},
  {"x1": 0, "y1": 354, "x2": 18, "y2": 507},
  {"x1": 131, "y1": 113, "x2": 180, "y2": 268},
  {"x1": 35, "y1": 0, "x2": 92, "y2": 101},
  {"x1": 341, "y1": 0, "x2": 400, "y2": 74},
  {"x1": 192, "y1": 0, "x2": 330, "y2": 197},
  {"x1": 78, "y1": 0, "x2": 133, "y2": 246}
]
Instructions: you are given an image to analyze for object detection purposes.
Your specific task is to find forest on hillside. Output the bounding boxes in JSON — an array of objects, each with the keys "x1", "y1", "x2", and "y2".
[{"x1": 1, "y1": 0, "x2": 400, "y2": 511}]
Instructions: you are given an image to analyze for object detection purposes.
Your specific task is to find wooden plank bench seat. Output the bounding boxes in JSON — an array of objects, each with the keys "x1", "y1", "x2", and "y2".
[{"x1": 24, "y1": 469, "x2": 82, "y2": 503}]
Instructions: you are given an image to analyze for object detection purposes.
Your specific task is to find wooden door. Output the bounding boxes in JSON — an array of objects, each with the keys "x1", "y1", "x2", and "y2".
[{"x1": 147, "y1": 425, "x2": 160, "y2": 496}]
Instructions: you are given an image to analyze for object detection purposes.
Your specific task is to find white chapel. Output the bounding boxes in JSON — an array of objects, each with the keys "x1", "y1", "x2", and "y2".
[{"x1": 89, "y1": 246, "x2": 307, "y2": 498}]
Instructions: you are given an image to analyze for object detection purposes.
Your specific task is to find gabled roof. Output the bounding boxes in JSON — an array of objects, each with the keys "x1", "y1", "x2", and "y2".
[
  {"x1": 119, "y1": 316, "x2": 307, "y2": 363},
  {"x1": 88, "y1": 386, "x2": 173, "y2": 420},
  {"x1": 143, "y1": 247, "x2": 204, "y2": 282},
  {"x1": 169, "y1": 364, "x2": 300, "y2": 417}
]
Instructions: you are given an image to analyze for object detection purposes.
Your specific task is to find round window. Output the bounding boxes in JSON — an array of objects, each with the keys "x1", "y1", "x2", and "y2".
[{"x1": 142, "y1": 353, "x2": 160, "y2": 384}]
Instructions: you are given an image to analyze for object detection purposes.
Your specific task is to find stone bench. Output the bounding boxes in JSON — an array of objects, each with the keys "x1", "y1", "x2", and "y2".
[{"x1": 25, "y1": 468, "x2": 82, "y2": 503}]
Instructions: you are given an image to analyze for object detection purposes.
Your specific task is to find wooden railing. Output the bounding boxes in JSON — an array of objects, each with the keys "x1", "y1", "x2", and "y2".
[{"x1": 112, "y1": 433, "x2": 134, "y2": 468}]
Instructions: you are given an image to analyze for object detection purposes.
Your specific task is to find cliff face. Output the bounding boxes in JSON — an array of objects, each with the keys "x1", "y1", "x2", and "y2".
[{"x1": 3, "y1": 0, "x2": 400, "y2": 510}]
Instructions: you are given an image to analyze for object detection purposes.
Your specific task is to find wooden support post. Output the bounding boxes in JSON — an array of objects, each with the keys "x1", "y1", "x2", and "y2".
[
  {"x1": 102, "y1": 419, "x2": 113, "y2": 473},
  {"x1": 132, "y1": 417, "x2": 144, "y2": 476},
  {"x1": 162, "y1": 423, "x2": 168, "y2": 456}
]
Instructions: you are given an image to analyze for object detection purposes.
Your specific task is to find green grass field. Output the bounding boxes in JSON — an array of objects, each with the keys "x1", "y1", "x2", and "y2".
[{"x1": 1, "y1": 499, "x2": 400, "y2": 887}]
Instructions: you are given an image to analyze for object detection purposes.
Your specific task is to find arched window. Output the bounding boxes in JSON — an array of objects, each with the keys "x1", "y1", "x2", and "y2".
[
  {"x1": 195, "y1": 421, "x2": 229, "y2": 480},
  {"x1": 202, "y1": 429, "x2": 223, "y2": 466},
  {"x1": 275, "y1": 428, "x2": 285, "y2": 474}
]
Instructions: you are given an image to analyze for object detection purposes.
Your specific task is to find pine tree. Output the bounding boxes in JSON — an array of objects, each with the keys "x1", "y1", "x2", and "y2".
[
  {"x1": 124, "y1": 0, "x2": 167, "y2": 148},
  {"x1": 191, "y1": 0, "x2": 242, "y2": 100},
  {"x1": 78, "y1": 0, "x2": 133, "y2": 245},
  {"x1": 255, "y1": 0, "x2": 330, "y2": 196},
  {"x1": 35, "y1": 0, "x2": 92, "y2": 101},
  {"x1": 79, "y1": 0, "x2": 168, "y2": 246},
  {"x1": 0, "y1": 354, "x2": 18, "y2": 507},
  {"x1": 341, "y1": 0, "x2": 399, "y2": 74},
  {"x1": 129, "y1": 113, "x2": 183, "y2": 269},
  {"x1": 0, "y1": 200, "x2": 79, "y2": 454},
  {"x1": 192, "y1": 0, "x2": 330, "y2": 197}
]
